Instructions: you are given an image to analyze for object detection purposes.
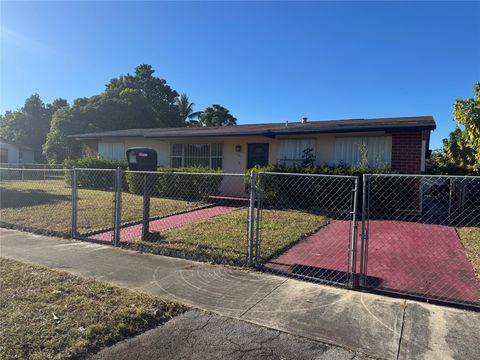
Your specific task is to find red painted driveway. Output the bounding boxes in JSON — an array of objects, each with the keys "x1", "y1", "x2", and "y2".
[
  {"x1": 90, "y1": 206, "x2": 238, "y2": 242},
  {"x1": 266, "y1": 220, "x2": 480, "y2": 304}
]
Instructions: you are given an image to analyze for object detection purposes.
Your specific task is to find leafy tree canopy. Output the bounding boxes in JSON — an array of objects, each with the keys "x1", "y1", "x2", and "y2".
[
  {"x1": 430, "y1": 82, "x2": 480, "y2": 174},
  {"x1": 0, "y1": 94, "x2": 68, "y2": 161},
  {"x1": 196, "y1": 104, "x2": 237, "y2": 127},
  {"x1": 453, "y1": 82, "x2": 480, "y2": 170},
  {"x1": 43, "y1": 64, "x2": 184, "y2": 163}
]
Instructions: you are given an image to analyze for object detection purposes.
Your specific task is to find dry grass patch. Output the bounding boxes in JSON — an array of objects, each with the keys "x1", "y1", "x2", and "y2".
[
  {"x1": 0, "y1": 257, "x2": 187, "y2": 359},
  {"x1": 122, "y1": 209, "x2": 328, "y2": 263},
  {"x1": 457, "y1": 227, "x2": 480, "y2": 278},
  {"x1": 0, "y1": 180, "x2": 200, "y2": 236}
]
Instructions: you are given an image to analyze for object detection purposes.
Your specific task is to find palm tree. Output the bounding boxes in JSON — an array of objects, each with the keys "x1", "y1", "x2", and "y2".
[{"x1": 175, "y1": 93, "x2": 201, "y2": 126}]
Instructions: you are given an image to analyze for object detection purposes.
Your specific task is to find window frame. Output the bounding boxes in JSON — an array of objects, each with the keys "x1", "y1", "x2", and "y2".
[
  {"x1": 0, "y1": 147, "x2": 8, "y2": 163},
  {"x1": 170, "y1": 143, "x2": 223, "y2": 169},
  {"x1": 277, "y1": 138, "x2": 316, "y2": 166}
]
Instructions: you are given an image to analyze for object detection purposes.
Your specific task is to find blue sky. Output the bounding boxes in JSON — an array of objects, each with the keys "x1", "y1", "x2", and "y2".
[{"x1": 1, "y1": 1, "x2": 479, "y2": 149}]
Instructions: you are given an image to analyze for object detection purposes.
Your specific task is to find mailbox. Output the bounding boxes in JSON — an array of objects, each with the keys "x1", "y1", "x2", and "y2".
[
  {"x1": 125, "y1": 147, "x2": 159, "y2": 241},
  {"x1": 126, "y1": 148, "x2": 158, "y2": 171}
]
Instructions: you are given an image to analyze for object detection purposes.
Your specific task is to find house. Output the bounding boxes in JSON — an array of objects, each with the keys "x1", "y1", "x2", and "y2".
[
  {"x1": 71, "y1": 116, "x2": 436, "y2": 174},
  {"x1": 0, "y1": 138, "x2": 36, "y2": 165}
]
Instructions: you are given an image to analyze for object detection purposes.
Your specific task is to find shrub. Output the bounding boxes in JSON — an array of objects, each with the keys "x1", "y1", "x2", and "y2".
[
  {"x1": 156, "y1": 167, "x2": 223, "y2": 200},
  {"x1": 247, "y1": 163, "x2": 397, "y2": 213},
  {"x1": 125, "y1": 166, "x2": 224, "y2": 200},
  {"x1": 63, "y1": 157, "x2": 128, "y2": 189}
]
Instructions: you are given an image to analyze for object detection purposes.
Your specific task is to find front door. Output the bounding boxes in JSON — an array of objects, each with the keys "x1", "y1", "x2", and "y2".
[{"x1": 247, "y1": 143, "x2": 269, "y2": 169}]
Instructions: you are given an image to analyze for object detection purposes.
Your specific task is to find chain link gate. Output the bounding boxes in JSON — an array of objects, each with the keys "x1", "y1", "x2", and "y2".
[
  {"x1": 71, "y1": 168, "x2": 119, "y2": 244},
  {"x1": 360, "y1": 174, "x2": 480, "y2": 309},
  {"x1": 253, "y1": 172, "x2": 359, "y2": 288}
]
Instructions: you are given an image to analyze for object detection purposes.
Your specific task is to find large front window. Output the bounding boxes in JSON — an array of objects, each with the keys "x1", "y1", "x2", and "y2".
[
  {"x1": 171, "y1": 143, "x2": 223, "y2": 169},
  {"x1": 277, "y1": 139, "x2": 316, "y2": 166}
]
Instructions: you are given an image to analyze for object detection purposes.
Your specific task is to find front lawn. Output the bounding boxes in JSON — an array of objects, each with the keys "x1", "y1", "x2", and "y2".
[
  {"x1": 0, "y1": 257, "x2": 187, "y2": 359},
  {"x1": 121, "y1": 209, "x2": 329, "y2": 264},
  {"x1": 458, "y1": 227, "x2": 480, "y2": 278},
  {"x1": 0, "y1": 180, "x2": 201, "y2": 236}
]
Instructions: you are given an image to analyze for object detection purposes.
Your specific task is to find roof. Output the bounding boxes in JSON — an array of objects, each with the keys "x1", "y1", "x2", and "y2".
[{"x1": 71, "y1": 116, "x2": 436, "y2": 140}]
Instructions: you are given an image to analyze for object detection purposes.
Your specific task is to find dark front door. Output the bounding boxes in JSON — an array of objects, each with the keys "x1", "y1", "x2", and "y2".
[{"x1": 247, "y1": 143, "x2": 269, "y2": 169}]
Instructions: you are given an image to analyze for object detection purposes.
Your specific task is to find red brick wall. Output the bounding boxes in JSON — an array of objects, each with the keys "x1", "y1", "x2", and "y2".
[
  {"x1": 81, "y1": 140, "x2": 98, "y2": 157},
  {"x1": 390, "y1": 131, "x2": 423, "y2": 174}
]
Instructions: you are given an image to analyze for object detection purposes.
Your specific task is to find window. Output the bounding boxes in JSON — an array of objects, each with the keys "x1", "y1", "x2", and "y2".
[
  {"x1": 0, "y1": 148, "x2": 8, "y2": 163},
  {"x1": 98, "y1": 142, "x2": 125, "y2": 160},
  {"x1": 277, "y1": 139, "x2": 316, "y2": 166},
  {"x1": 171, "y1": 143, "x2": 223, "y2": 169},
  {"x1": 334, "y1": 136, "x2": 392, "y2": 167}
]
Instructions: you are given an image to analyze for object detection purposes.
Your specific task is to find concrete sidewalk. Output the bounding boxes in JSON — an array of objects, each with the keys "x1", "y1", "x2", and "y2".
[{"x1": 1, "y1": 228, "x2": 479, "y2": 360}]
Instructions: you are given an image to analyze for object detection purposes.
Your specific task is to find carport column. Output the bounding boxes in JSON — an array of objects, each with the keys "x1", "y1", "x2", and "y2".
[
  {"x1": 113, "y1": 167, "x2": 122, "y2": 246},
  {"x1": 247, "y1": 170, "x2": 257, "y2": 267},
  {"x1": 349, "y1": 177, "x2": 359, "y2": 289},
  {"x1": 71, "y1": 167, "x2": 78, "y2": 238}
]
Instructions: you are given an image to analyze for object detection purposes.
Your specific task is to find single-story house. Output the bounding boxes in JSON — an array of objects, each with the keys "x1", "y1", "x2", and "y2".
[
  {"x1": 0, "y1": 138, "x2": 36, "y2": 165},
  {"x1": 72, "y1": 116, "x2": 436, "y2": 174}
]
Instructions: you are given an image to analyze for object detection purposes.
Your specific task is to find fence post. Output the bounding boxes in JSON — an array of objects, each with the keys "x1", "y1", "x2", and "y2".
[
  {"x1": 71, "y1": 167, "x2": 78, "y2": 238},
  {"x1": 359, "y1": 174, "x2": 369, "y2": 286},
  {"x1": 349, "y1": 177, "x2": 359, "y2": 289},
  {"x1": 247, "y1": 170, "x2": 257, "y2": 267},
  {"x1": 254, "y1": 172, "x2": 263, "y2": 265},
  {"x1": 113, "y1": 167, "x2": 122, "y2": 246},
  {"x1": 22, "y1": 163, "x2": 25, "y2": 181}
]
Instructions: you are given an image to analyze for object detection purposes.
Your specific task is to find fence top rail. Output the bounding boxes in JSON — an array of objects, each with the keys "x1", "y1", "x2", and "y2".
[
  {"x1": 74, "y1": 168, "x2": 117, "y2": 172},
  {"x1": 124, "y1": 170, "x2": 244, "y2": 176},
  {"x1": 365, "y1": 173, "x2": 480, "y2": 180},
  {"x1": 0, "y1": 167, "x2": 68, "y2": 172},
  {"x1": 258, "y1": 171, "x2": 358, "y2": 179}
]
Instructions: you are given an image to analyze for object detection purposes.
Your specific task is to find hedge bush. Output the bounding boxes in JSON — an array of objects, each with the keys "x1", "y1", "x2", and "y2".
[
  {"x1": 246, "y1": 164, "x2": 397, "y2": 213},
  {"x1": 63, "y1": 157, "x2": 128, "y2": 189},
  {"x1": 125, "y1": 166, "x2": 224, "y2": 200}
]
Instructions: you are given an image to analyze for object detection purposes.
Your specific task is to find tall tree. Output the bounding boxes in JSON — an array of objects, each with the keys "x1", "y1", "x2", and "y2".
[
  {"x1": 197, "y1": 104, "x2": 237, "y2": 127},
  {"x1": 43, "y1": 64, "x2": 184, "y2": 163},
  {"x1": 175, "y1": 93, "x2": 201, "y2": 125},
  {"x1": 0, "y1": 94, "x2": 68, "y2": 161},
  {"x1": 453, "y1": 82, "x2": 480, "y2": 171}
]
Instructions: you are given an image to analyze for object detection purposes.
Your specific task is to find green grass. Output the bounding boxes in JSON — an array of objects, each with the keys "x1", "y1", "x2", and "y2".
[
  {"x1": 0, "y1": 257, "x2": 187, "y2": 359},
  {"x1": 457, "y1": 227, "x2": 480, "y2": 278},
  {"x1": 0, "y1": 180, "x2": 201, "y2": 236},
  {"x1": 122, "y1": 209, "x2": 328, "y2": 263}
]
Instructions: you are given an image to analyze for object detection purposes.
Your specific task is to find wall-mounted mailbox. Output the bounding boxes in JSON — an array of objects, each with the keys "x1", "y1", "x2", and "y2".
[{"x1": 126, "y1": 148, "x2": 157, "y2": 171}]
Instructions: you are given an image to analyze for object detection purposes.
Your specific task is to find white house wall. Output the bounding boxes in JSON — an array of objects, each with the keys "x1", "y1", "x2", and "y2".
[
  {"x1": 0, "y1": 140, "x2": 20, "y2": 164},
  {"x1": 97, "y1": 130, "x2": 389, "y2": 171}
]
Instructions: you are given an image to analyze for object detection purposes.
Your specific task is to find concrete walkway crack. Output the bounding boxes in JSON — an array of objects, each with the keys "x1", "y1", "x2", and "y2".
[
  {"x1": 238, "y1": 277, "x2": 288, "y2": 318},
  {"x1": 396, "y1": 300, "x2": 407, "y2": 360}
]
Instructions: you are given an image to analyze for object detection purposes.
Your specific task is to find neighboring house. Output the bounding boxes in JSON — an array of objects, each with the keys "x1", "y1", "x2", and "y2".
[
  {"x1": 71, "y1": 116, "x2": 436, "y2": 174},
  {"x1": 0, "y1": 138, "x2": 36, "y2": 165}
]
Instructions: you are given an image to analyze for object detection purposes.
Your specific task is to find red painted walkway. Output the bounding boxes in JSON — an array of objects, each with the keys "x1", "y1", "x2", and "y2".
[
  {"x1": 266, "y1": 220, "x2": 480, "y2": 303},
  {"x1": 90, "y1": 206, "x2": 238, "y2": 242}
]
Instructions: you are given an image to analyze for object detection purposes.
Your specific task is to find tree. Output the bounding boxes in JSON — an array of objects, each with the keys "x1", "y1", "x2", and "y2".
[
  {"x1": 175, "y1": 93, "x2": 201, "y2": 125},
  {"x1": 43, "y1": 64, "x2": 184, "y2": 163},
  {"x1": 430, "y1": 128, "x2": 477, "y2": 174},
  {"x1": 197, "y1": 104, "x2": 237, "y2": 127},
  {"x1": 0, "y1": 94, "x2": 68, "y2": 161},
  {"x1": 453, "y1": 82, "x2": 480, "y2": 171}
]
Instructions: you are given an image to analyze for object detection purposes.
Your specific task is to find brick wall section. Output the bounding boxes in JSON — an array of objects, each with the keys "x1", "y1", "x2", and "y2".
[
  {"x1": 81, "y1": 140, "x2": 98, "y2": 157},
  {"x1": 390, "y1": 131, "x2": 423, "y2": 174}
]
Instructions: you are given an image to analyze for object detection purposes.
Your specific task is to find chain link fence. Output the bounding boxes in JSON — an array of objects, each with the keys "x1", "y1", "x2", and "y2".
[
  {"x1": 1, "y1": 166, "x2": 479, "y2": 309},
  {"x1": 0, "y1": 167, "x2": 72, "y2": 237},
  {"x1": 361, "y1": 174, "x2": 480, "y2": 307},
  {"x1": 254, "y1": 172, "x2": 359, "y2": 287}
]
